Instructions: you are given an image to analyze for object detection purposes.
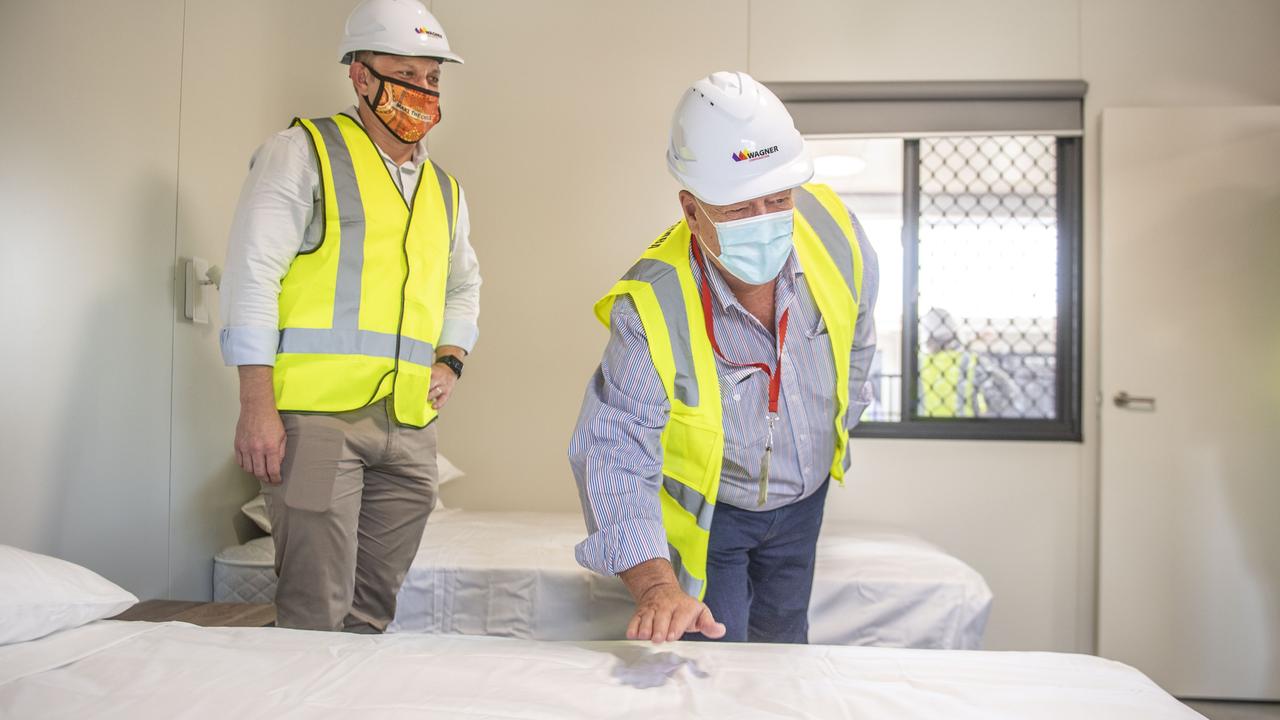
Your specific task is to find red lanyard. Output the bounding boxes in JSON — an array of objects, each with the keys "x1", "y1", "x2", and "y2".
[{"x1": 690, "y1": 237, "x2": 789, "y2": 414}]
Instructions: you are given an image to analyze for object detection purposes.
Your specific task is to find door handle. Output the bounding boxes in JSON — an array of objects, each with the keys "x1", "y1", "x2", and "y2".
[{"x1": 1113, "y1": 391, "x2": 1156, "y2": 411}]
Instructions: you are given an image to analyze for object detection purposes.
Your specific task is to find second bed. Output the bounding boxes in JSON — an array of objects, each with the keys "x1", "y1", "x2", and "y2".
[{"x1": 216, "y1": 509, "x2": 992, "y2": 648}]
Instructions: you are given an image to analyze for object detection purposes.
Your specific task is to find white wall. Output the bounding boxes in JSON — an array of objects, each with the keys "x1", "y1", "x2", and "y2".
[
  {"x1": 2, "y1": 0, "x2": 1278, "y2": 650},
  {"x1": 0, "y1": 0, "x2": 183, "y2": 599},
  {"x1": 167, "y1": 0, "x2": 358, "y2": 602}
]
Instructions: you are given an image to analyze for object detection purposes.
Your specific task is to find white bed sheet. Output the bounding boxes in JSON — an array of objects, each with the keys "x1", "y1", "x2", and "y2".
[
  {"x1": 215, "y1": 510, "x2": 992, "y2": 649},
  {"x1": 0, "y1": 621, "x2": 1199, "y2": 720}
]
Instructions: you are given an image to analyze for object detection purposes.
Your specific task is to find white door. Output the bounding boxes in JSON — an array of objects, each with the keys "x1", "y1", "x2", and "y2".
[{"x1": 1098, "y1": 107, "x2": 1280, "y2": 700}]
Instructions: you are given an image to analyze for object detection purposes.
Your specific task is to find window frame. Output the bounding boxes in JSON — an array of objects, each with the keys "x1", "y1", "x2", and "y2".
[
  {"x1": 849, "y1": 134, "x2": 1083, "y2": 442},
  {"x1": 771, "y1": 80, "x2": 1088, "y2": 442}
]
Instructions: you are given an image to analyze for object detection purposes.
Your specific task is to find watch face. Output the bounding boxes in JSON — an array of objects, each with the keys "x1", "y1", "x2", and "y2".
[{"x1": 437, "y1": 356, "x2": 463, "y2": 377}]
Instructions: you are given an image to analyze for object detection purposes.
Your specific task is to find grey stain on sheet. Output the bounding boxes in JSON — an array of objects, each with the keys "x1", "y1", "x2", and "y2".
[{"x1": 607, "y1": 647, "x2": 709, "y2": 689}]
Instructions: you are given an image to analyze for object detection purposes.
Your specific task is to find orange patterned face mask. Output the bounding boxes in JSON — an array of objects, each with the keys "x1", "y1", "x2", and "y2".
[{"x1": 361, "y1": 64, "x2": 441, "y2": 144}]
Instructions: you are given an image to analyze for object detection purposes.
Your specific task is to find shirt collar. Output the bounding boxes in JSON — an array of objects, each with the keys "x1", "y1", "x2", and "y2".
[{"x1": 341, "y1": 105, "x2": 429, "y2": 168}]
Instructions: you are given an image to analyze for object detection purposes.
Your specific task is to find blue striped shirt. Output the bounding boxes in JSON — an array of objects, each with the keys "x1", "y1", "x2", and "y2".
[{"x1": 569, "y1": 211, "x2": 879, "y2": 577}]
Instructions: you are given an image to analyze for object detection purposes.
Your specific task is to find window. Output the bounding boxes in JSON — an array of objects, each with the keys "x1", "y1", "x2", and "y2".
[{"x1": 774, "y1": 81, "x2": 1084, "y2": 440}]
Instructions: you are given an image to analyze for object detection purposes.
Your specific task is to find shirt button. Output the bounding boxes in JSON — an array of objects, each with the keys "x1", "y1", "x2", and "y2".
[
  {"x1": 799, "y1": 434, "x2": 807, "y2": 441},
  {"x1": 733, "y1": 394, "x2": 741, "y2": 402}
]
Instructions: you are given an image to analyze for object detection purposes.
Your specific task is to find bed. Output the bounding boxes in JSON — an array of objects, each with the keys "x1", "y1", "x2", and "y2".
[
  {"x1": 0, "y1": 619, "x2": 1201, "y2": 719},
  {"x1": 215, "y1": 509, "x2": 993, "y2": 649}
]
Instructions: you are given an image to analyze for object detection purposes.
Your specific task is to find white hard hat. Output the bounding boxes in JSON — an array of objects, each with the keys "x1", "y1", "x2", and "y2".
[
  {"x1": 666, "y1": 71, "x2": 812, "y2": 206},
  {"x1": 339, "y1": 0, "x2": 464, "y2": 65}
]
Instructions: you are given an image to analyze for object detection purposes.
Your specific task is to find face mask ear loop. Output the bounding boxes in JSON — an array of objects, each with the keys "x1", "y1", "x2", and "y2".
[
  {"x1": 692, "y1": 199, "x2": 720, "y2": 258},
  {"x1": 358, "y1": 61, "x2": 384, "y2": 117}
]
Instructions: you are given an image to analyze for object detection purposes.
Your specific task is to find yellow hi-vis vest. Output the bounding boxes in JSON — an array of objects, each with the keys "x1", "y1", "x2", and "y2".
[
  {"x1": 273, "y1": 113, "x2": 460, "y2": 428},
  {"x1": 919, "y1": 350, "x2": 988, "y2": 418},
  {"x1": 594, "y1": 183, "x2": 864, "y2": 599}
]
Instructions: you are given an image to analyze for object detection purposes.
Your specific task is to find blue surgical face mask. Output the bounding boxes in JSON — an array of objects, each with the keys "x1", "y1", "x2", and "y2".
[{"x1": 697, "y1": 201, "x2": 795, "y2": 285}]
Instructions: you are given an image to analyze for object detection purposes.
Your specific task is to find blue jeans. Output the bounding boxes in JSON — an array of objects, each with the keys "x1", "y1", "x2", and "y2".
[{"x1": 688, "y1": 479, "x2": 829, "y2": 644}]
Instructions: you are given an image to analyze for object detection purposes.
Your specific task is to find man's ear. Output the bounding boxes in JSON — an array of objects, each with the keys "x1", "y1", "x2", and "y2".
[
  {"x1": 678, "y1": 190, "x2": 699, "y2": 228},
  {"x1": 349, "y1": 60, "x2": 371, "y2": 96}
]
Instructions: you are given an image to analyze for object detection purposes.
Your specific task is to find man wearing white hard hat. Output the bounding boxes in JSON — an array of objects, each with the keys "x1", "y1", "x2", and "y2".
[
  {"x1": 219, "y1": 0, "x2": 480, "y2": 631},
  {"x1": 570, "y1": 72, "x2": 878, "y2": 644}
]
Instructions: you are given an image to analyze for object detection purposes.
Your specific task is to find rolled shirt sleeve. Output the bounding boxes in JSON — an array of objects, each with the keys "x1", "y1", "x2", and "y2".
[
  {"x1": 219, "y1": 129, "x2": 315, "y2": 366},
  {"x1": 568, "y1": 296, "x2": 672, "y2": 577}
]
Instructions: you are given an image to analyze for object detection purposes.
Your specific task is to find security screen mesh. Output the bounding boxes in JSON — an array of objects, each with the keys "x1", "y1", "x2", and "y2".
[{"x1": 916, "y1": 135, "x2": 1058, "y2": 419}]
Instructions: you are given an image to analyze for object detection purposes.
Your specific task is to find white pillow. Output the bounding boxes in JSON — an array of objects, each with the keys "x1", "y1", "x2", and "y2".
[
  {"x1": 241, "y1": 452, "x2": 466, "y2": 533},
  {"x1": 437, "y1": 452, "x2": 465, "y2": 485},
  {"x1": 0, "y1": 545, "x2": 138, "y2": 645},
  {"x1": 241, "y1": 493, "x2": 272, "y2": 534},
  {"x1": 435, "y1": 452, "x2": 465, "y2": 511}
]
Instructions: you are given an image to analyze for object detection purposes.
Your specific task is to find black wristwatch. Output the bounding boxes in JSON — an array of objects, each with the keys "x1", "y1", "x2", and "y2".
[{"x1": 435, "y1": 355, "x2": 464, "y2": 379}]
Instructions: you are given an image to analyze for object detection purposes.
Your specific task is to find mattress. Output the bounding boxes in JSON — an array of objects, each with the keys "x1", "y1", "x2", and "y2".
[
  {"x1": 0, "y1": 621, "x2": 1201, "y2": 719},
  {"x1": 214, "y1": 510, "x2": 992, "y2": 649},
  {"x1": 213, "y1": 536, "x2": 278, "y2": 605}
]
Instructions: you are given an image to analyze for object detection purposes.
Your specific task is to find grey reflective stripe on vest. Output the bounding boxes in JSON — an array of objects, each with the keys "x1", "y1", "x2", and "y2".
[
  {"x1": 621, "y1": 259, "x2": 699, "y2": 407},
  {"x1": 793, "y1": 187, "x2": 857, "y2": 302},
  {"x1": 663, "y1": 476, "x2": 714, "y2": 531},
  {"x1": 667, "y1": 543, "x2": 706, "y2": 599},
  {"x1": 310, "y1": 117, "x2": 366, "y2": 330},
  {"x1": 429, "y1": 160, "x2": 456, "y2": 253},
  {"x1": 278, "y1": 328, "x2": 434, "y2": 367}
]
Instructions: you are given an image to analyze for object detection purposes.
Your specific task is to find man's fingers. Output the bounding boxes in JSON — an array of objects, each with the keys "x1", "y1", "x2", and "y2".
[
  {"x1": 651, "y1": 607, "x2": 673, "y2": 645},
  {"x1": 636, "y1": 609, "x2": 655, "y2": 641},
  {"x1": 696, "y1": 605, "x2": 727, "y2": 639},
  {"x1": 431, "y1": 381, "x2": 454, "y2": 410},
  {"x1": 627, "y1": 611, "x2": 642, "y2": 640},
  {"x1": 669, "y1": 603, "x2": 701, "y2": 641},
  {"x1": 250, "y1": 451, "x2": 269, "y2": 482},
  {"x1": 265, "y1": 447, "x2": 283, "y2": 485}
]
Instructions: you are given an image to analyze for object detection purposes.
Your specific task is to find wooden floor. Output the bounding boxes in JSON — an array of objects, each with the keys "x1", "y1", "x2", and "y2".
[
  {"x1": 1184, "y1": 701, "x2": 1280, "y2": 720},
  {"x1": 111, "y1": 600, "x2": 275, "y2": 627}
]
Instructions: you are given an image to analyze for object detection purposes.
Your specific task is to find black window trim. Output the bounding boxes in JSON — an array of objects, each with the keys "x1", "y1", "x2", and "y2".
[
  {"x1": 771, "y1": 80, "x2": 1088, "y2": 442},
  {"x1": 849, "y1": 135, "x2": 1083, "y2": 442}
]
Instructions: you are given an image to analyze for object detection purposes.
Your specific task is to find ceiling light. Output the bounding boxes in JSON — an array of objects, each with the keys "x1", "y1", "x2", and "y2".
[{"x1": 813, "y1": 154, "x2": 867, "y2": 178}]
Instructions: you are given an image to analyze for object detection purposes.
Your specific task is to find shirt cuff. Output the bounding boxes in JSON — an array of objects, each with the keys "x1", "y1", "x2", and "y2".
[
  {"x1": 574, "y1": 517, "x2": 669, "y2": 577},
  {"x1": 220, "y1": 326, "x2": 280, "y2": 367},
  {"x1": 437, "y1": 319, "x2": 479, "y2": 354}
]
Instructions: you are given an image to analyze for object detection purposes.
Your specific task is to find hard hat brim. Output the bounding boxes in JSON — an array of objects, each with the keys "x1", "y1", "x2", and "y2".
[
  {"x1": 339, "y1": 46, "x2": 465, "y2": 65},
  {"x1": 679, "y1": 153, "x2": 815, "y2": 207}
]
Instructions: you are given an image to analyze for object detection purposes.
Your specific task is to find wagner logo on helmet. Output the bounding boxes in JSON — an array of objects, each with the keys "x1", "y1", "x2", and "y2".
[
  {"x1": 414, "y1": 26, "x2": 444, "y2": 39},
  {"x1": 732, "y1": 145, "x2": 780, "y2": 163}
]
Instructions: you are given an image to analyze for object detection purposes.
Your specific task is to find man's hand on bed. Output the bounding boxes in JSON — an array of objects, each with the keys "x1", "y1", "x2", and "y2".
[{"x1": 620, "y1": 559, "x2": 726, "y2": 644}]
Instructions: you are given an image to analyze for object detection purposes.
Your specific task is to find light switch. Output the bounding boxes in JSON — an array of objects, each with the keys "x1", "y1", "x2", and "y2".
[{"x1": 184, "y1": 257, "x2": 220, "y2": 324}]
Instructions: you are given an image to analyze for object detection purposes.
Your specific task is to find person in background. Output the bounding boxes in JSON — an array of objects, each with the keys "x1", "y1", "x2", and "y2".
[
  {"x1": 569, "y1": 71, "x2": 878, "y2": 644},
  {"x1": 918, "y1": 307, "x2": 1020, "y2": 418},
  {"x1": 219, "y1": 0, "x2": 480, "y2": 631}
]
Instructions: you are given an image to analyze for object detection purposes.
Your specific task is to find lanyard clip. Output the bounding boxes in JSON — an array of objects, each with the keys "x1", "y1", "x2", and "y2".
[{"x1": 757, "y1": 414, "x2": 778, "y2": 507}]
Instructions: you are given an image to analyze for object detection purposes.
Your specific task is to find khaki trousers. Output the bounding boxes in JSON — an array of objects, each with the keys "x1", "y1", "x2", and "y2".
[{"x1": 263, "y1": 399, "x2": 437, "y2": 632}]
